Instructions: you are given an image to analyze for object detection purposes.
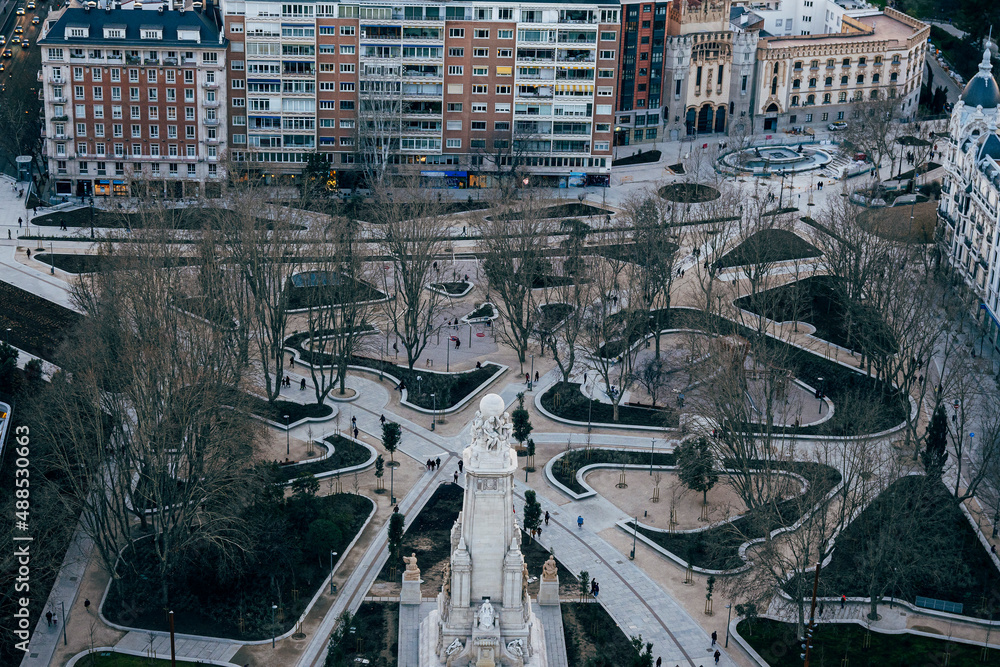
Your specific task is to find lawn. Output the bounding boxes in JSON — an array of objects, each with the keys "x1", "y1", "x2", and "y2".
[
  {"x1": 34, "y1": 253, "x2": 200, "y2": 274},
  {"x1": 658, "y1": 183, "x2": 721, "y2": 203},
  {"x1": 237, "y1": 391, "x2": 333, "y2": 424},
  {"x1": 562, "y1": 602, "x2": 646, "y2": 667},
  {"x1": 0, "y1": 279, "x2": 83, "y2": 360},
  {"x1": 715, "y1": 229, "x2": 822, "y2": 269},
  {"x1": 858, "y1": 200, "x2": 938, "y2": 243},
  {"x1": 540, "y1": 382, "x2": 679, "y2": 429},
  {"x1": 587, "y1": 241, "x2": 679, "y2": 265},
  {"x1": 31, "y1": 206, "x2": 298, "y2": 231},
  {"x1": 551, "y1": 448, "x2": 678, "y2": 495},
  {"x1": 734, "y1": 274, "x2": 897, "y2": 356},
  {"x1": 271, "y1": 435, "x2": 372, "y2": 484},
  {"x1": 739, "y1": 618, "x2": 1000, "y2": 667},
  {"x1": 327, "y1": 601, "x2": 399, "y2": 667},
  {"x1": 104, "y1": 492, "x2": 372, "y2": 640},
  {"x1": 612, "y1": 149, "x2": 662, "y2": 167},
  {"x1": 630, "y1": 461, "x2": 842, "y2": 570},
  {"x1": 287, "y1": 271, "x2": 387, "y2": 310},
  {"x1": 537, "y1": 303, "x2": 575, "y2": 332},
  {"x1": 335, "y1": 198, "x2": 490, "y2": 222},
  {"x1": 466, "y1": 302, "x2": 496, "y2": 320},
  {"x1": 68, "y1": 654, "x2": 207, "y2": 667},
  {"x1": 787, "y1": 475, "x2": 1000, "y2": 619},
  {"x1": 376, "y1": 483, "x2": 463, "y2": 590}
]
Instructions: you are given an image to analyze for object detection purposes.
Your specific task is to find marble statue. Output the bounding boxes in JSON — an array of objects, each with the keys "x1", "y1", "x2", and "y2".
[
  {"x1": 445, "y1": 639, "x2": 464, "y2": 656},
  {"x1": 542, "y1": 556, "x2": 558, "y2": 581},
  {"x1": 507, "y1": 639, "x2": 524, "y2": 657},
  {"x1": 403, "y1": 553, "x2": 421, "y2": 581},
  {"x1": 477, "y1": 599, "x2": 496, "y2": 629}
]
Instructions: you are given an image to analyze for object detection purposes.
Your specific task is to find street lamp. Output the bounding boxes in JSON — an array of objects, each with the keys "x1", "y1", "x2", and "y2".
[
  {"x1": 725, "y1": 603, "x2": 733, "y2": 647},
  {"x1": 49, "y1": 241, "x2": 54, "y2": 274},
  {"x1": 649, "y1": 439, "x2": 655, "y2": 475},
  {"x1": 431, "y1": 392, "x2": 436, "y2": 429},
  {"x1": 5, "y1": 328, "x2": 9, "y2": 345},
  {"x1": 629, "y1": 515, "x2": 638, "y2": 560},
  {"x1": 330, "y1": 551, "x2": 338, "y2": 594},
  {"x1": 285, "y1": 414, "x2": 290, "y2": 456},
  {"x1": 390, "y1": 460, "x2": 396, "y2": 504},
  {"x1": 529, "y1": 354, "x2": 534, "y2": 391},
  {"x1": 271, "y1": 604, "x2": 278, "y2": 648},
  {"x1": 417, "y1": 375, "x2": 423, "y2": 399}
]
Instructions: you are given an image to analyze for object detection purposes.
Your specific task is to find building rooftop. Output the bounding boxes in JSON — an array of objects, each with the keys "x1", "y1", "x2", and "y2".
[
  {"x1": 758, "y1": 10, "x2": 922, "y2": 50},
  {"x1": 39, "y1": 4, "x2": 225, "y2": 48},
  {"x1": 960, "y1": 48, "x2": 1000, "y2": 110}
]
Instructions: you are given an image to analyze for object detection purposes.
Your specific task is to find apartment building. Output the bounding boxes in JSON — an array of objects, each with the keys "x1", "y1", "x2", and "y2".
[
  {"x1": 938, "y1": 49, "x2": 1000, "y2": 352},
  {"x1": 39, "y1": 2, "x2": 228, "y2": 198},
  {"x1": 752, "y1": 8, "x2": 928, "y2": 133},
  {"x1": 220, "y1": 0, "x2": 619, "y2": 188}
]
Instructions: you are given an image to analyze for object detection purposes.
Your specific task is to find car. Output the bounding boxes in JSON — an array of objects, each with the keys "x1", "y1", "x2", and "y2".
[
  {"x1": 15, "y1": 26, "x2": 24, "y2": 34},
  {"x1": 827, "y1": 121, "x2": 848, "y2": 131},
  {"x1": 27, "y1": 1, "x2": 35, "y2": 8},
  {"x1": 16, "y1": 7, "x2": 24, "y2": 14},
  {"x1": 0, "y1": 35, "x2": 5, "y2": 44},
  {"x1": 0, "y1": 63, "x2": 5, "y2": 71},
  {"x1": 3, "y1": 49, "x2": 12, "y2": 58},
  {"x1": 11, "y1": 36, "x2": 21, "y2": 45},
  {"x1": 31, "y1": 16, "x2": 39, "y2": 23},
  {"x1": 21, "y1": 40, "x2": 28, "y2": 48}
]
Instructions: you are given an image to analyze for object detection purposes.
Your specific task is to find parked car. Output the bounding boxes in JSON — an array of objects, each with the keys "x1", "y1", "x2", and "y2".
[{"x1": 827, "y1": 121, "x2": 848, "y2": 131}]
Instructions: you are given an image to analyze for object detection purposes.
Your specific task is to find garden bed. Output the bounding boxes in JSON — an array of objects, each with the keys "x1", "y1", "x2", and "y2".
[
  {"x1": 551, "y1": 448, "x2": 678, "y2": 495},
  {"x1": 658, "y1": 183, "x2": 721, "y2": 203},
  {"x1": 327, "y1": 601, "x2": 399, "y2": 667},
  {"x1": 563, "y1": 602, "x2": 644, "y2": 666},
  {"x1": 540, "y1": 382, "x2": 679, "y2": 429},
  {"x1": 336, "y1": 198, "x2": 490, "y2": 222},
  {"x1": 464, "y1": 302, "x2": 496, "y2": 321},
  {"x1": 271, "y1": 434, "x2": 372, "y2": 484},
  {"x1": 104, "y1": 493, "x2": 372, "y2": 640},
  {"x1": 537, "y1": 303, "x2": 575, "y2": 332},
  {"x1": 428, "y1": 281, "x2": 473, "y2": 296},
  {"x1": 858, "y1": 200, "x2": 938, "y2": 243},
  {"x1": 738, "y1": 617, "x2": 1000, "y2": 667},
  {"x1": 629, "y1": 461, "x2": 841, "y2": 571},
  {"x1": 288, "y1": 271, "x2": 387, "y2": 310},
  {"x1": 0, "y1": 279, "x2": 83, "y2": 360},
  {"x1": 531, "y1": 275, "x2": 580, "y2": 289},
  {"x1": 236, "y1": 391, "x2": 333, "y2": 425},
  {"x1": 734, "y1": 274, "x2": 897, "y2": 356},
  {"x1": 612, "y1": 149, "x2": 662, "y2": 167},
  {"x1": 31, "y1": 206, "x2": 299, "y2": 231},
  {"x1": 715, "y1": 229, "x2": 821, "y2": 269},
  {"x1": 34, "y1": 253, "x2": 200, "y2": 274},
  {"x1": 785, "y1": 475, "x2": 1000, "y2": 619}
]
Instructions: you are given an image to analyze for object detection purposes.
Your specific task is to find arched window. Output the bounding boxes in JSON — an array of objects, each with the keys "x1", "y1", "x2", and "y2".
[
  {"x1": 822, "y1": 93, "x2": 831, "y2": 104},
  {"x1": 765, "y1": 102, "x2": 779, "y2": 113},
  {"x1": 793, "y1": 78, "x2": 801, "y2": 89},
  {"x1": 872, "y1": 73, "x2": 880, "y2": 83},
  {"x1": 870, "y1": 89, "x2": 879, "y2": 99},
  {"x1": 806, "y1": 94, "x2": 815, "y2": 105},
  {"x1": 773, "y1": 62, "x2": 780, "y2": 75},
  {"x1": 791, "y1": 95, "x2": 799, "y2": 106},
  {"x1": 808, "y1": 78, "x2": 816, "y2": 88},
  {"x1": 771, "y1": 77, "x2": 778, "y2": 95},
  {"x1": 825, "y1": 77, "x2": 832, "y2": 86}
]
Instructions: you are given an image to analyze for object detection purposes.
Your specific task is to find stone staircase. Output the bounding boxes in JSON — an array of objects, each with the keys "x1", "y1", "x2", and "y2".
[{"x1": 821, "y1": 151, "x2": 852, "y2": 180}]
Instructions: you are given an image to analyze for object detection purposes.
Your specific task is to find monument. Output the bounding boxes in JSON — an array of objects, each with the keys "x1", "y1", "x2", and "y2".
[{"x1": 417, "y1": 394, "x2": 548, "y2": 667}]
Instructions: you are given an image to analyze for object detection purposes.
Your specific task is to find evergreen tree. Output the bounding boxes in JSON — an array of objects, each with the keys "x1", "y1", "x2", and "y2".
[
  {"x1": 676, "y1": 436, "x2": 719, "y2": 504},
  {"x1": 922, "y1": 404, "x2": 949, "y2": 477},
  {"x1": 512, "y1": 392, "x2": 533, "y2": 449},
  {"x1": 382, "y1": 421, "x2": 402, "y2": 466},
  {"x1": 523, "y1": 490, "x2": 542, "y2": 535}
]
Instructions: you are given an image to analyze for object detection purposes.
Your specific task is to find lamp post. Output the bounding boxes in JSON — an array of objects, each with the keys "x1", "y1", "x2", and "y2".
[
  {"x1": 529, "y1": 353, "x2": 534, "y2": 391},
  {"x1": 446, "y1": 337, "x2": 450, "y2": 372},
  {"x1": 587, "y1": 382, "x2": 593, "y2": 433},
  {"x1": 431, "y1": 392, "x2": 436, "y2": 429},
  {"x1": 271, "y1": 604, "x2": 278, "y2": 648},
  {"x1": 725, "y1": 603, "x2": 733, "y2": 647},
  {"x1": 285, "y1": 414, "x2": 290, "y2": 456},
  {"x1": 49, "y1": 241, "x2": 54, "y2": 274},
  {"x1": 417, "y1": 375, "x2": 423, "y2": 399},
  {"x1": 649, "y1": 439, "x2": 655, "y2": 475},
  {"x1": 390, "y1": 460, "x2": 396, "y2": 504},
  {"x1": 629, "y1": 515, "x2": 638, "y2": 560},
  {"x1": 330, "y1": 551, "x2": 338, "y2": 595},
  {"x1": 5, "y1": 328, "x2": 10, "y2": 345},
  {"x1": 614, "y1": 126, "x2": 621, "y2": 160},
  {"x1": 60, "y1": 601, "x2": 67, "y2": 646}
]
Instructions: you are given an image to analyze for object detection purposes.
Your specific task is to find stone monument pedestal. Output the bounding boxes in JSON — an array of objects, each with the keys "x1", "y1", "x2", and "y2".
[
  {"x1": 537, "y1": 556, "x2": 559, "y2": 606},
  {"x1": 401, "y1": 577, "x2": 424, "y2": 605}
]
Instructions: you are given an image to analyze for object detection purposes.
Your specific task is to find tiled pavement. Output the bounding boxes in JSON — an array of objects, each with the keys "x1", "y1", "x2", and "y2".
[
  {"x1": 114, "y1": 631, "x2": 242, "y2": 663},
  {"x1": 534, "y1": 604, "x2": 569, "y2": 667},
  {"x1": 397, "y1": 600, "x2": 437, "y2": 667}
]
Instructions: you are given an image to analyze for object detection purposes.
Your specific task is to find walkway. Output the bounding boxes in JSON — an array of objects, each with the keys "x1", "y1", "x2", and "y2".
[{"x1": 114, "y1": 631, "x2": 241, "y2": 663}]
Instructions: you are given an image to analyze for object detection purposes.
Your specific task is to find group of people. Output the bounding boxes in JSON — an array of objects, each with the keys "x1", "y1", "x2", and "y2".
[
  {"x1": 280, "y1": 375, "x2": 306, "y2": 391},
  {"x1": 425, "y1": 457, "x2": 442, "y2": 471}
]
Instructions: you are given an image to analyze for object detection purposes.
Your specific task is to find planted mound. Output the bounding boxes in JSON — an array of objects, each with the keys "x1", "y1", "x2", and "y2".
[
  {"x1": 288, "y1": 271, "x2": 387, "y2": 310},
  {"x1": 467, "y1": 303, "x2": 496, "y2": 320},
  {"x1": 551, "y1": 448, "x2": 678, "y2": 495},
  {"x1": 31, "y1": 207, "x2": 297, "y2": 231},
  {"x1": 34, "y1": 253, "x2": 200, "y2": 274},
  {"x1": 430, "y1": 281, "x2": 471, "y2": 295},
  {"x1": 377, "y1": 483, "x2": 463, "y2": 589},
  {"x1": 630, "y1": 461, "x2": 841, "y2": 570},
  {"x1": 104, "y1": 493, "x2": 372, "y2": 639},
  {"x1": 271, "y1": 434, "x2": 371, "y2": 484},
  {"x1": 786, "y1": 475, "x2": 1000, "y2": 619},
  {"x1": 563, "y1": 602, "x2": 644, "y2": 666},
  {"x1": 612, "y1": 149, "x2": 662, "y2": 167},
  {"x1": 0, "y1": 279, "x2": 83, "y2": 360},
  {"x1": 537, "y1": 303, "x2": 575, "y2": 332},
  {"x1": 239, "y1": 393, "x2": 333, "y2": 424},
  {"x1": 541, "y1": 382, "x2": 679, "y2": 430},
  {"x1": 739, "y1": 618, "x2": 994, "y2": 667},
  {"x1": 734, "y1": 274, "x2": 897, "y2": 356},
  {"x1": 714, "y1": 229, "x2": 821, "y2": 269},
  {"x1": 658, "y1": 183, "x2": 721, "y2": 203}
]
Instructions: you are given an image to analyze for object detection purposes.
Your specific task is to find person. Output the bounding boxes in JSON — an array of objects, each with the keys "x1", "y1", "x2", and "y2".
[
  {"x1": 300, "y1": 378, "x2": 306, "y2": 390},
  {"x1": 525, "y1": 373, "x2": 530, "y2": 384},
  {"x1": 84, "y1": 599, "x2": 91, "y2": 612},
  {"x1": 393, "y1": 505, "x2": 399, "y2": 513},
  {"x1": 711, "y1": 631, "x2": 717, "y2": 646},
  {"x1": 714, "y1": 650, "x2": 721, "y2": 664},
  {"x1": 992, "y1": 544, "x2": 997, "y2": 556},
  {"x1": 435, "y1": 457, "x2": 441, "y2": 469},
  {"x1": 46, "y1": 611, "x2": 52, "y2": 627},
  {"x1": 17, "y1": 217, "x2": 22, "y2": 227},
  {"x1": 380, "y1": 414, "x2": 386, "y2": 425},
  {"x1": 593, "y1": 580, "x2": 599, "y2": 597},
  {"x1": 351, "y1": 415, "x2": 357, "y2": 428},
  {"x1": 841, "y1": 594, "x2": 846, "y2": 608},
  {"x1": 458, "y1": 460, "x2": 463, "y2": 473},
  {"x1": 655, "y1": 658, "x2": 662, "y2": 667},
  {"x1": 7, "y1": 230, "x2": 10, "y2": 240},
  {"x1": 476, "y1": 361, "x2": 482, "y2": 369},
  {"x1": 577, "y1": 515, "x2": 584, "y2": 529},
  {"x1": 353, "y1": 426, "x2": 359, "y2": 439},
  {"x1": 455, "y1": 338, "x2": 460, "y2": 350},
  {"x1": 454, "y1": 470, "x2": 459, "y2": 483},
  {"x1": 290, "y1": 356, "x2": 295, "y2": 368},
  {"x1": 544, "y1": 510, "x2": 550, "y2": 526},
  {"x1": 534, "y1": 371, "x2": 539, "y2": 383}
]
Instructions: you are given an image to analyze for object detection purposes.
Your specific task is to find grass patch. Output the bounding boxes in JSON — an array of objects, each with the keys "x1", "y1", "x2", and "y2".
[
  {"x1": 288, "y1": 271, "x2": 387, "y2": 310},
  {"x1": 562, "y1": 602, "x2": 644, "y2": 667},
  {"x1": 658, "y1": 183, "x2": 721, "y2": 203},
  {"x1": 551, "y1": 448, "x2": 678, "y2": 495},
  {"x1": 857, "y1": 200, "x2": 938, "y2": 243},
  {"x1": 467, "y1": 302, "x2": 496, "y2": 320},
  {"x1": 631, "y1": 461, "x2": 841, "y2": 570},
  {"x1": 540, "y1": 382, "x2": 679, "y2": 429},
  {"x1": 377, "y1": 483, "x2": 463, "y2": 589},
  {"x1": 587, "y1": 241, "x2": 679, "y2": 265},
  {"x1": 532, "y1": 274, "x2": 581, "y2": 289},
  {"x1": 327, "y1": 601, "x2": 399, "y2": 667},
  {"x1": 612, "y1": 149, "x2": 662, "y2": 167},
  {"x1": 521, "y1": 531, "x2": 579, "y2": 596},
  {"x1": 31, "y1": 206, "x2": 298, "y2": 231},
  {"x1": 237, "y1": 391, "x2": 334, "y2": 424},
  {"x1": 0, "y1": 279, "x2": 83, "y2": 360},
  {"x1": 429, "y1": 281, "x2": 471, "y2": 295},
  {"x1": 538, "y1": 303, "x2": 575, "y2": 332},
  {"x1": 738, "y1": 617, "x2": 1000, "y2": 667},
  {"x1": 788, "y1": 475, "x2": 1000, "y2": 619},
  {"x1": 537, "y1": 203, "x2": 612, "y2": 219},
  {"x1": 34, "y1": 253, "x2": 201, "y2": 274},
  {"x1": 104, "y1": 493, "x2": 372, "y2": 640},
  {"x1": 333, "y1": 198, "x2": 490, "y2": 222},
  {"x1": 715, "y1": 229, "x2": 821, "y2": 269},
  {"x1": 271, "y1": 434, "x2": 371, "y2": 484},
  {"x1": 734, "y1": 274, "x2": 897, "y2": 356}
]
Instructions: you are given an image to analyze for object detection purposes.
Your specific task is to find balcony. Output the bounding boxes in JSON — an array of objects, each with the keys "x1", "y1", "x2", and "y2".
[
  {"x1": 206, "y1": 137, "x2": 220, "y2": 144},
  {"x1": 164, "y1": 57, "x2": 178, "y2": 66},
  {"x1": 48, "y1": 75, "x2": 65, "y2": 84},
  {"x1": 203, "y1": 100, "x2": 220, "y2": 108},
  {"x1": 182, "y1": 58, "x2": 198, "y2": 65},
  {"x1": 52, "y1": 96, "x2": 67, "y2": 104},
  {"x1": 203, "y1": 81, "x2": 219, "y2": 89},
  {"x1": 126, "y1": 55, "x2": 141, "y2": 65},
  {"x1": 203, "y1": 118, "x2": 219, "y2": 126}
]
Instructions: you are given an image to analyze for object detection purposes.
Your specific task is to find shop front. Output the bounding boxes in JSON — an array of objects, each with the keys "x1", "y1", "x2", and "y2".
[{"x1": 420, "y1": 170, "x2": 469, "y2": 189}]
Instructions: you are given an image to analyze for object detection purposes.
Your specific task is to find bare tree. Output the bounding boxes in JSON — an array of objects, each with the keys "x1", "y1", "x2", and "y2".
[
  {"x1": 538, "y1": 221, "x2": 593, "y2": 383},
  {"x1": 356, "y1": 69, "x2": 404, "y2": 190},
  {"x1": 842, "y1": 92, "x2": 903, "y2": 184}
]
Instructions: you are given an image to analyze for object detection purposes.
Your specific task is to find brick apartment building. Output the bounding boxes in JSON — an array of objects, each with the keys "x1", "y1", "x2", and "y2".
[{"x1": 39, "y1": 2, "x2": 228, "y2": 198}]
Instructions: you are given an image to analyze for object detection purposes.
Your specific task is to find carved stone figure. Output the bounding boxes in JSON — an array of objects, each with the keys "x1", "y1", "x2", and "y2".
[
  {"x1": 477, "y1": 599, "x2": 496, "y2": 629},
  {"x1": 542, "y1": 556, "x2": 558, "y2": 581},
  {"x1": 445, "y1": 638, "x2": 464, "y2": 655},
  {"x1": 507, "y1": 639, "x2": 524, "y2": 657},
  {"x1": 403, "y1": 553, "x2": 421, "y2": 581}
]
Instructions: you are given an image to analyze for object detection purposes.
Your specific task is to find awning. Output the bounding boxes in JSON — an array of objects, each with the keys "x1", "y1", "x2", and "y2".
[
  {"x1": 555, "y1": 84, "x2": 594, "y2": 92},
  {"x1": 496, "y1": 66, "x2": 512, "y2": 75}
]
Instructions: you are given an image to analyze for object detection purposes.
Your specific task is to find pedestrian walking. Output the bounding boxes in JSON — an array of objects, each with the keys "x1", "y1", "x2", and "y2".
[
  {"x1": 435, "y1": 457, "x2": 441, "y2": 469},
  {"x1": 454, "y1": 471, "x2": 459, "y2": 483},
  {"x1": 380, "y1": 414, "x2": 386, "y2": 425},
  {"x1": 577, "y1": 515, "x2": 584, "y2": 529},
  {"x1": 393, "y1": 505, "x2": 399, "y2": 513},
  {"x1": 525, "y1": 373, "x2": 530, "y2": 384},
  {"x1": 593, "y1": 581, "x2": 599, "y2": 597},
  {"x1": 289, "y1": 356, "x2": 295, "y2": 368},
  {"x1": 714, "y1": 649, "x2": 721, "y2": 664},
  {"x1": 458, "y1": 460, "x2": 463, "y2": 473},
  {"x1": 841, "y1": 594, "x2": 846, "y2": 609},
  {"x1": 544, "y1": 510, "x2": 550, "y2": 525},
  {"x1": 351, "y1": 415, "x2": 357, "y2": 429},
  {"x1": 655, "y1": 658, "x2": 661, "y2": 667},
  {"x1": 46, "y1": 611, "x2": 52, "y2": 627},
  {"x1": 711, "y1": 631, "x2": 717, "y2": 646},
  {"x1": 300, "y1": 378, "x2": 306, "y2": 390},
  {"x1": 7, "y1": 230, "x2": 10, "y2": 240},
  {"x1": 84, "y1": 599, "x2": 91, "y2": 612},
  {"x1": 17, "y1": 217, "x2": 22, "y2": 227},
  {"x1": 353, "y1": 426, "x2": 359, "y2": 439},
  {"x1": 534, "y1": 371, "x2": 539, "y2": 383}
]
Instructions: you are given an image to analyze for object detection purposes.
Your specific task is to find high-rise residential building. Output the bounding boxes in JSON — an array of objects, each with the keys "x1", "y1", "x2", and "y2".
[
  {"x1": 39, "y1": 2, "x2": 228, "y2": 198},
  {"x1": 220, "y1": 0, "x2": 620, "y2": 188},
  {"x1": 938, "y1": 48, "x2": 1000, "y2": 351}
]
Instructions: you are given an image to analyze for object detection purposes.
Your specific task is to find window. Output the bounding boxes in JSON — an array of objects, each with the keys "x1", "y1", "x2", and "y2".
[
  {"x1": 185, "y1": 107, "x2": 195, "y2": 120},
  {"x1": 449, "y1": 65, "x2": 464, "y2": 75},
  {"x1": 149, "y1": 125, "x2": 158, "y2": 138},
  {"x1": 232, "y1": 79, "x2": 246, "y2": 89},
  {"x1": 498, "y1": 30, "x2": 513, "y2": 40},
  {"x1": 872, "y1": 73, "x2": 880, "y2": 83},
  {"x1": 449, "y1": 48, "x2": 465, "y2": 57},
  {"x1": 497, "y1": 49, "x2": 512, "y2": 58},
  {"x1": 131, "y1": 106, "x2": 140, "y2": 119},
  {"x1": 599, "y1": 50, "x2": 615, "y2": 60},
  {"x1": 340, "y1": 63, "x2": 355, "y2": 74},
  {"x1": 472, "y1": 85, "x2": 488, "y2": 94},
  {"x1": 472, "y1": 103, "x2": 487, "y2": 112},
  {"x1": 494, "y1": 122, "x2": 510, "y2": 131},
  {"x1": 76, "y1": 123, "x2": 86, "y2": 136},
  {"x1": 599, "y1": 69, "x2": 615, "y2": 79},
  {"x1": 339, "y1": 45, "x2": 355, "y2": 57},
  {"x1": 856, "y1": 75, "x2": 864, "y2": 84},
  {"x1": 842, "y1": 58, "x2": 850, "y2": 67},
  {"x1": 499, "y1": 8, "x2": 513, "y2": 20},
  {"x1": 823, "y1": 93, "x2": 831, "y2": 104},
  {"x1": 474, "y1": 48, "x2": 489, "y2": 58},
  {"x1": 473, "y1": 67, "x2": 488, "y2": 76},
  {"x1": 595, "y1": 104, "x2": 612, "y2": 115},
  {"x1": 95, "y1": 123, "x2": 104, "y2": 137},
  {"x1": 446, "y1": 138, "x2": 462, "y2": 148},
  {"x1": 448, "y1": 83, "x2": 464, "y2": 94},
  {"x1": 805, "y1": 113, "x2": 813, "y2": 122},
  {"x1": 148, "y1": 88, "x2": 158, "y2": 102},
  {"x1": 231, "y1": 60, "x2": 245, "y2": 71},
  {"x1": 474, "y1": 29, "x2": 489, "y2": 39},
  {"x1": 475, "y1": 8, "x2": 492, "y2": 20},
  {"x1": 841, "y1": 76, "x2": 848, "y2": 85},
  {"x1": 601, "y1": 31, "x2": 616, "y2": 41},
  {"x1": 838, "y1": 92, "x2": 847, "y2": 102},
  {"x1": 496, "y1": 85, "x2": 511, "y2": 95},
  {"x1": 340, "y1": 82, "x2": 355, "y2": 92},
  {"x1": 449, "y1": 28, "x2": 465, "y2": 38},
  {"x1": 75, "y1": 105, "x2": 85, "y2": 117},
  {"x1": 471, "y1": 121, "x2": 487, "y2": 130},
  {"x1": 858, "y1": 57, "x2": 866, "y2": 66},
  {"x1": 793, "y1": 79, "x2": 801, "y2": 89},
  {"x1": 92, "y1": 87, "x2": 103, "y2": 100},
  {"x1": 111, "y1": 87, "x2": 122, "y2": 100},
  {"x1": 448, "y1": 103, "x2": 463, "y2": 112},
  {"x1": 340, "y1": 100, "x2": 355, "y2": 110},
  {"x1": 446, "y1": 120, "x2": 462, "y2": 130},
  {"x1": 837, "y1": 111, "x2": 844, "y2": 120},
  {"x1": 821, "y1": 112, "x2": 829, "y2": 121},
  {"x1": 340, "y1": 26, "x2": 355, "y2": 36}
]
